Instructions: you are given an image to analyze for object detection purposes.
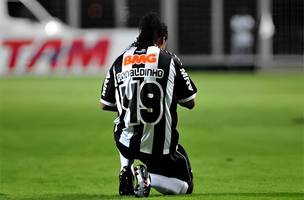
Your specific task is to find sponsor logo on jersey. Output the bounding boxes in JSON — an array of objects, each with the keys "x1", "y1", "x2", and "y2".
[
  {"x1": 180, "y1": 68, "x2": 194, "y2": 91},
  {"x1": 102, "y1": 71, "x2": 111, "y2": 96},
  {"x1": 135, "y1": 49, "x2": 146, "y2": 53},
  {"x1": 123, "y1": 53, "x2": 157, "y2": 66}
]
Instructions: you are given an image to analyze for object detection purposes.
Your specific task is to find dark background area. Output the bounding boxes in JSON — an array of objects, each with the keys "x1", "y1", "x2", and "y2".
[
  {"x1": 178, "y1": 0, "x2": 211, "y2": 54},
  {"x1": 38, "y1": 0, "x2": 67, "y2": 23},
  {"x1": 80, "y1": 0, "x2": 115, "y2": 28},
  {"x1": 273, "y1": 0, "x2": 304, "y2": 54},
  {"x1": 10, "y1": 0, "x2": 304, "y2": 55},
  {"x1": 223, "y1": 0, "x2": 257, "y2": 54},
  {"x1": 127, "y1": 0, "x2": 160, "y2": 27}
]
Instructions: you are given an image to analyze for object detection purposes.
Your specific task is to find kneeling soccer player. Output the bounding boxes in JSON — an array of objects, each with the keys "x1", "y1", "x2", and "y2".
[{"x1": 100, "y1": 12, "x2": 197, "y2": 197}]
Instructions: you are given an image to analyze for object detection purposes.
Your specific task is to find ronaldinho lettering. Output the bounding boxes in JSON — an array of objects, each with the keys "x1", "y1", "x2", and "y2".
[{"x1": 117, "y1": 68, "x2": 164, "y2": 83}]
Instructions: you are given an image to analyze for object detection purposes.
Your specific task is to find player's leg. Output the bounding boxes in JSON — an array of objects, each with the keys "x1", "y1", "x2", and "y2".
[
  {"x1": 118, "y1": 152, "x2": 135, "y2": 195},
  {"x1": 117, "y1": 144, "x2": 135, "y2": 195},
  {"x1": 149, "y1": 173, "x2": 188, "y2": 194},
  {"x1": 119, "y1": 152, "x2": 134, "y2": 171},
  {"x1": 132, "y1": 163, "x2": 188, "y2": 196},
  {"x1": 176, "y1": 144, "x2": 193, "y2": 194},
  {"x1": 139, "y1": 146, "x2": 193, "y2": 195}
]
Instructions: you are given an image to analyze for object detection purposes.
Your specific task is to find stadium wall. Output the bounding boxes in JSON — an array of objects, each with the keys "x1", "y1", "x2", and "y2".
[{"x1": 0, "y1": 0, "x2": 303, "y2": 76}]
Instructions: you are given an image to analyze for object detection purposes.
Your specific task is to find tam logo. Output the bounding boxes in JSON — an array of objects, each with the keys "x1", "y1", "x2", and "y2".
[{"x1": 2, "y1": 38, "x2": 110, "y2": 71}]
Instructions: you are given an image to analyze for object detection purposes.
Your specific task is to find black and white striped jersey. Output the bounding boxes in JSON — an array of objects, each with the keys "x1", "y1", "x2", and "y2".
[{"x1": 100, "y1": 46, "x2": 197, "y2": 155}]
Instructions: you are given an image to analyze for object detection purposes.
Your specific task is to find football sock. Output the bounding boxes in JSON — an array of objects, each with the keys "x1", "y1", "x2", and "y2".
[
  {"x1": 150, "y1": 173, "x2": 188, "y2": 194},
  {"x1": 119, "y1": 152, "x2": 134, "y2": 171}
]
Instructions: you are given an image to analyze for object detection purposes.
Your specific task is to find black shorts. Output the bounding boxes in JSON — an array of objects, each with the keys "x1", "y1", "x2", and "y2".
[{"x1": 116, "y1": 142, "x2": 192, "y2": 182}]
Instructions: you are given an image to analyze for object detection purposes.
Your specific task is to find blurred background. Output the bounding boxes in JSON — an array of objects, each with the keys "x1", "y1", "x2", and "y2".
[
  {"x1": 0, "y1": 1, "x2": 303, "y2": 199},
  {"x1": 0, "y1": 0, "x2": 303, "y2": 76}
]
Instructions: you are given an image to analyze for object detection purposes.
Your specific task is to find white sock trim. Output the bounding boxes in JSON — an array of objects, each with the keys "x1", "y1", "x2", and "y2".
[{"x1": 119, "y1": 152, "x2": 134, "y2": 171}]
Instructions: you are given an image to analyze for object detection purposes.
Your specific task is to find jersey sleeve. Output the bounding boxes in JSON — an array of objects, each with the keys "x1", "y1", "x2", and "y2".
[
  {"x1": 174, "y1": 58, "x2": 197, "y2": 104},
  {"x1": 100, "y1": 66, "x2": 116, "y2": 107}
]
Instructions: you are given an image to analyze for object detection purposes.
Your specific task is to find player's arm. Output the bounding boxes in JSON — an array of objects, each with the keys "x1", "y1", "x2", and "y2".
[
  {"x1": 100, "y1": 102, "x2": 118, "y2": 112},
  {"x1": 173, "y1": 55, "x2": 197, "y2": 110},
  {"x1": 179, "y1": 99, "x2": 195, "y2": 109},
  {"x1": 100, "y1": 66, "x2": 117, "y2": 112}
]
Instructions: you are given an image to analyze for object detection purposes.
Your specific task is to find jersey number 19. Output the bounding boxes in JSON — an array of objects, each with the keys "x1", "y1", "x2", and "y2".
[{"x1": 119, "y1": 80, "x2": 164, "y2": 125}]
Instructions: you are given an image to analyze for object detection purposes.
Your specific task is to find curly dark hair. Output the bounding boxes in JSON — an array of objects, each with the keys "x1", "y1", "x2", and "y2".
[{"x1": 132, "y1": 12, "x2": 168, "y2": 48}]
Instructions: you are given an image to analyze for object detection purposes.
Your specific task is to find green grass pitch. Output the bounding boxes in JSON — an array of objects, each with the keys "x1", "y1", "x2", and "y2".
[{"x1": 0, "y1": 73, "x2": 303, "y2": 200}]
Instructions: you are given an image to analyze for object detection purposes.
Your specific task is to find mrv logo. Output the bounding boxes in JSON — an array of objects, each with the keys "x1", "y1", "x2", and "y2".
[{"x1": 180, "y1": 68, "x2": 194, "y2": 91}]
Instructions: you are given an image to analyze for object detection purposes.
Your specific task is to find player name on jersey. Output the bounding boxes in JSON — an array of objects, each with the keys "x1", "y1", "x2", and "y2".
[{"x1": 117, "y1": 68, "x2": 164, "y2": 83}]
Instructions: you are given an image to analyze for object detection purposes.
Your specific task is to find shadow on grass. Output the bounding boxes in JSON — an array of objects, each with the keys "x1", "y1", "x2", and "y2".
[
  {"x1": 5, "y1": 192, "x2": 304, "y2": 200},
  {"x1": 194, "y1": 192, "x2": 304, "y2": 198},
  {"x1": 23, "y1": 194, "x2": 124, "y2": 200}
]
